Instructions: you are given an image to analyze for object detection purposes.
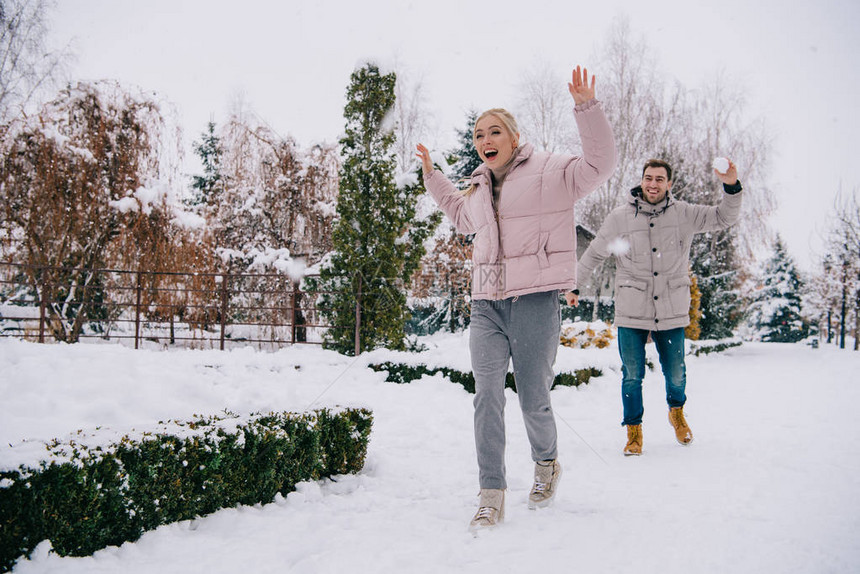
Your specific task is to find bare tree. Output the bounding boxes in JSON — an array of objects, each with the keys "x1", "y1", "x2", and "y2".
[
  {"x1": 215, "y1": 110, "x2": 339, "y2": 264},
  {"x1": 574, "y1": 17, "x2": 667, "y2": 319},
  {"x1": 580, "y1": 16, "x2": 666, "y2": 232},
  {"x1": 574, "y1": 17, "x2": 779, "y2": 334},
  {"x1": 666, "y1": 74, "x2": 775, "y2": 265},
  {"x1": 0, "y1": 0, "x2": 67, "y2": 121},
  {"x1": 206, "y1": 108, "x2": 340, "y2": 334},
  {"x1": 392, "y1": 65, "x2": 432, "y2": 175},
  {"x1": 803, "y1": 189, "x2": 860, "y2": 349},
  {"x1": 808, "y1": 253, "x2": 839, "y2": 345},
  {"x1": 514, "y1": 61, "x2": 577, "y2": 153},
  {"x1": 826, "y1": 189, "x2": 860, "y2": 349}
]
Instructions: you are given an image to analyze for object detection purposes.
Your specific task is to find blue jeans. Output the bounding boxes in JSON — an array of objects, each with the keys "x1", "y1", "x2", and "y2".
[{"x1": 617, "y1": 327, "x2": 687, "y2": 426}]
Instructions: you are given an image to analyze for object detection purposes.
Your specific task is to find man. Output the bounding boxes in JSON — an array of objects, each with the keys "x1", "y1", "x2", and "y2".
[{"x1": 572, "y1": 158, "x2": 743, "y2": 455}]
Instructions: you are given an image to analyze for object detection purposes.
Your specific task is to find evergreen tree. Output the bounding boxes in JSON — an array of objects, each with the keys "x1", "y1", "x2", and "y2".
[
  {"x1": 190, "y1": 120, "x2": 223, "y2": 206},
  {"x1": 317, "y1": 64, "x2": 437, "y2": 354},
  {"x1": 452, "y1": 109, "x2": 481, "y2": 181},
  {"x1": 690, "y1": 230, "x2": 744, "y2": 339},
  {"x1": 747, "y1": 236, "x2": 808, "y2": 342}
]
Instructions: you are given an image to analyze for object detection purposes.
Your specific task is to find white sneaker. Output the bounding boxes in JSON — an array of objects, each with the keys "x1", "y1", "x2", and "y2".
[
  {"x1": 469, "y1": 489, "x2": 505, "y2": 531},
  {"x1": 528, "y1": 460, "x2": 561, "y2": 509}
]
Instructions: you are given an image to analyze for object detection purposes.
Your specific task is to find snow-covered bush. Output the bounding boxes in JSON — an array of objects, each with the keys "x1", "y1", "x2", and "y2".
[
  {"x1": 0, "y1": 408, "x2": 372, "y2": 572},
  {"x1": 368, "y1": 361, "x2": 602, "y2": 393},
  {"x1": 688, "y1": 337, "x2": 743, "y2": 356}
]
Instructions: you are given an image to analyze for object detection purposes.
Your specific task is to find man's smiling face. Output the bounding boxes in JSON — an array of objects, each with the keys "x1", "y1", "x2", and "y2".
[{"x1": 641, "y1": 166, "x2": 672, "y2": 204}]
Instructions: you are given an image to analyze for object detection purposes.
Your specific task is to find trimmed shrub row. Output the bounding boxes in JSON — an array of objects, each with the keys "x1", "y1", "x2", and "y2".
[
  {"x1": 0, "y1": 408, "x2": 373, "y2": 572},
  {"x1": 689, "y1": 339, "x2": 743, "y2": 356},
  {"x1": 368, "y1": 362, "x2": 602, "y2": 393}
]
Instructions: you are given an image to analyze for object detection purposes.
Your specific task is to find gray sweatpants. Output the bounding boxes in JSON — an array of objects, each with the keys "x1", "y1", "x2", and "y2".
[{"x1": 469, "y1": 290, "x2": 561, "y2": 489}]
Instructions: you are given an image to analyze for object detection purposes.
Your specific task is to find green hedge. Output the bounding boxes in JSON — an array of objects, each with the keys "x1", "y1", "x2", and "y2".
[
  {"x1": 0, "y1": 408, "x2": 373, "y2": 572},
  {"x1": 689, "y1": 339, "x2": 743, "y2": 356},
  {"x1": 368, "y1": 362, "x2": 602, "y2": 393}
]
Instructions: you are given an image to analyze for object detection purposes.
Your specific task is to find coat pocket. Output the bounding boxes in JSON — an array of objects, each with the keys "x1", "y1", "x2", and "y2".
[
  {"x1": 615, "y1": 278, "x2": 649, "y2": 318},
  {"x1": 668, "y1": 275, "x2": 692, "y2": 316},
  {"x1": 537, "y1": 232, "x2": 550, "y2": 269},
  {"x1": 472, "y1": 224, "x2": 491, "y2": 263}
]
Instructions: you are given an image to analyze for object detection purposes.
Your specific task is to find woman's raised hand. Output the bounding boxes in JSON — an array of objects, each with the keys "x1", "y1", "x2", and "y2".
[
  {"x1": 568, "y1": 65, "x2": 596, "y2": 105},
  {"x1": 416, "y1": 143, "x2": 434, "y2": 175}
]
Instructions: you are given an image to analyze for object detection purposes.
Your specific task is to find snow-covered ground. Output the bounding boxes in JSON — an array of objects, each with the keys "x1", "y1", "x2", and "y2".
[{"x1": 1, "y1": 334, "x2": 858, "y2": 573}]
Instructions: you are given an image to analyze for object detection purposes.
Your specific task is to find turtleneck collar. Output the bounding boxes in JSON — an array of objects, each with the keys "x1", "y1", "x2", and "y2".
[{"x1": 490, "y1": 145, "x2": 521, "y2": 187}]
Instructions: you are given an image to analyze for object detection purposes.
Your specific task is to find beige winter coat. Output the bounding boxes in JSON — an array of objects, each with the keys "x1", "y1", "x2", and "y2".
[
  {"x1": 577, "y1": 187, "x2": 743, "y2": 330},
  {"x1": 423, "y1": 99, "x2": 616, "y2": 300}
]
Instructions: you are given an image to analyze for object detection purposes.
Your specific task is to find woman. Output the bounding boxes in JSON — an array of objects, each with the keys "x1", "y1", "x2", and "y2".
[{"x1": 416, "y1": 66, "x2": 616, "y2": 530}]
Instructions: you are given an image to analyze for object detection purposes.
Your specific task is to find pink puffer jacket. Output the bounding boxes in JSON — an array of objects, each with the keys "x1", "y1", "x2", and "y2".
[{"x1": 423, "y1": 99, "x2": 616, "y2": 300}]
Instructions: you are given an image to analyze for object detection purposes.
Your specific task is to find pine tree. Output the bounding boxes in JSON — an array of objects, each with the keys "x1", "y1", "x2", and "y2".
[
  {"x1": 316, "y1": 64, "x2": 437, "y2": 354},
  {"x1": 190, "y1": 120, "x2": 223, "y2": 206},
  {"x1": 690, "y1": 230, "x2": 744, "y2": 339},
  {"x1": 747, "y1": 236, "x2": 808, "y2": 342},
  {"x1": 452, "y1": 109, "x2": 481, "y2": 181}
]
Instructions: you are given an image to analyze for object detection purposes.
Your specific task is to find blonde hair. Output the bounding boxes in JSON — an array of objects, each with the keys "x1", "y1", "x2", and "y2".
[{"x1": 462, "y1": 108, "x2": 520, "y2": 196}]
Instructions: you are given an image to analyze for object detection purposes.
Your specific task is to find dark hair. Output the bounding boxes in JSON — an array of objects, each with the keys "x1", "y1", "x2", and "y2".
[{"x1": 642, "y1": 159, "x2": 673, "y2": 181}]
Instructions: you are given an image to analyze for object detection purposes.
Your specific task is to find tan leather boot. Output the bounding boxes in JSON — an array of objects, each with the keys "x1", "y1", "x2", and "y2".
[
  {"x1": 469, "y1": 488, "x2": 505, "y2": 531},
  {"x1": 668, "y1": 406, "x2": 693, "y2": 445},
  {"x1": 528, "y1": 459, "x2": 562, "y2": 509},
  {"x1": 624, "y1": 424, "x2": 643, "y2": 456}
]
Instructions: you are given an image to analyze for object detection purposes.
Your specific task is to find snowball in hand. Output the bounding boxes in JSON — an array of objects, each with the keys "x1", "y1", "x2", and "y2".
[{"x1": 712, "y1": 157, "x2": 730, "y2": 174}]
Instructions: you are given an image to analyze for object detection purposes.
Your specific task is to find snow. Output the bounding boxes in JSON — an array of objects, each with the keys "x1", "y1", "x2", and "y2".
[
  {"x1": 395, "y1": 170, "x2": 419, "y2": 189},
  {"x1": 1, "y1": 335, "x2": 859, "y2": 573},
  {"x1": 430, "y1": 149, "x2": 452, "y2": 175},
  {"x1": 311, "y1": 200, "x2": 337, "y2": 219},
  {"x1": 170, "y1": 209, "x2": 206, "y2": 230},
  {"x1": 607, "y1": 236, "x2": 631, "y2": 256},
  {"x1": 108, "y1": 196, "x2": 140, "y2": 214},
  {"x1": 108, "y1": 181, "x2": 204, "y2": 230},
  {"x1": 712, "y1": 157, "x2": 730, "y2": 174}
]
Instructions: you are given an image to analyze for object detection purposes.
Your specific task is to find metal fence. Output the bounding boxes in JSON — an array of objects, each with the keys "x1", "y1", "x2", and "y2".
[{"x1": 0, "y1": 261, "x2": 341, "y2": 351}]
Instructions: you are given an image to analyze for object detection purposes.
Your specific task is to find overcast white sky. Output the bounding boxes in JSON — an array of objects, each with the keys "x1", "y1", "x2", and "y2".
[{"x1": 47, "y1": 0, "x2": 860, "y2": 271}]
